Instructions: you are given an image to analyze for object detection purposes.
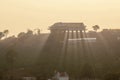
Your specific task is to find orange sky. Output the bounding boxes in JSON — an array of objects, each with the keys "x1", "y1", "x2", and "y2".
[{"x1": 0, "y1": 0, "x2": 120, "y2": 35}]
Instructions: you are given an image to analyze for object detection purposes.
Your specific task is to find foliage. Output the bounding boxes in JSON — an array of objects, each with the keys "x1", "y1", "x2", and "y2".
[{"x1": 0, "y1": 28, "x2": 120, "y2": 79}]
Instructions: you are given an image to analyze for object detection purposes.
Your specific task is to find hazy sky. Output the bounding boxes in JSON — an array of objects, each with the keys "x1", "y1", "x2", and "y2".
[{"x1": 0, "y1": 0, "x2": 120, "y2": 35}]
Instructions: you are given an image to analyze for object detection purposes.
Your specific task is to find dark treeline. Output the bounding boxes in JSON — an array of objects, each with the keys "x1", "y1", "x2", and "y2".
[
  {"x1": 0, "y1": 29, "x2": 49, "y2": 74},
  {"x1": 0, "y1": 28, "x2": 120, "y2": 80}
]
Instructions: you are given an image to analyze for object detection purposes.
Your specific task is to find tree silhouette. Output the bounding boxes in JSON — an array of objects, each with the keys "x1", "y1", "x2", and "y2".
[
  {"x1": 81, "y1": 64, "x2": 95, "y2": 79},
  {"x1": 17, "y1": 32, "x2": 26, "y2": 38},
  {"x1": 27, "y1": 29, "x2": 33, "y2": 34},
  {"x1": 3, "y1": 29, "x2": 9, "y2": 38},
  {"x1": 6, "y1": 49, "x2": 17, "y2": 69},
  {"x1": 93, "y1": 25, "x2": 100, "y2": 32},
  {"x1": 37, "y1": 28, "x2": 41, "y2": 35},
  {"x1": 104, "y1": 72, "x2": 119, "y2": 80},
  {"x1": 0, "y1": 32, "x2": 4, "y2": 39}
]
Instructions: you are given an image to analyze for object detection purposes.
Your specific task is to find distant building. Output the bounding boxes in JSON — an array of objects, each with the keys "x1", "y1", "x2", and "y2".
[
  {"x1": 49, "y1": 22, "x2": 87, "y2": 42},
  {"x1": 49, "y1": 22, "x2": 86, "y2": 33}
]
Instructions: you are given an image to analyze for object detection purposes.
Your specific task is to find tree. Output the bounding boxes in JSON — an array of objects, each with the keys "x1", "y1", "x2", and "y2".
[
  {"x1": 26, "y1": 29, "x2": 33, "y2": 37},
  {"x1": 3, "y1": 29, "x2": 9, "y2": 38},
  {"x1": 37, "y1": 28, "x2": 41, "y2": 35},
  {"x1": 80, "y1": 63, "x2": 95, "y2": 79},
  {"x1": 93, "y1": 25, "x2": 100, "y2": 32},
  {"x1": 27, "y1": 29, "x2": 33, "y2": 34},
  {"x1": 103, "y1": 72, "x2": 119, "y2": 80},
  {"x1": 6, "y1": 49, "x2": 17, "y2": 69},
  {"x1": 0, "y1": 32, "x2": 4, "y2": 39},
  {"x1": 34, "y1": 28, "x2": 41, "y2": 35},
  {"x1": 17, "y1": 32, "x2": 26, "y2": 38}
]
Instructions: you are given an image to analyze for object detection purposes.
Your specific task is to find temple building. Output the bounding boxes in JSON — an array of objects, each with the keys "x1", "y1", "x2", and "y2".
[
  {"x1": 49, "y1": 22, "x2": 86, "y2": 33},
  {"x1": 49, "y1": 22, "x2": 87, "y2": 42},
  {"x1": 39, "y1": 22, "x2": 96, "y2": 78}
]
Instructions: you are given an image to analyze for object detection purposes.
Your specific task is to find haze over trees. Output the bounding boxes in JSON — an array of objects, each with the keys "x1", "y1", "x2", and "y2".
[{"x1": 0, "y1": 27, "x2": 120, "y2": 80}]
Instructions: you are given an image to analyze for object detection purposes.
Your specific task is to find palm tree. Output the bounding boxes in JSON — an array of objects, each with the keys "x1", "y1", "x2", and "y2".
[{"x1": 92, "y1": 25, "x2": 100, "y2": 32}]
